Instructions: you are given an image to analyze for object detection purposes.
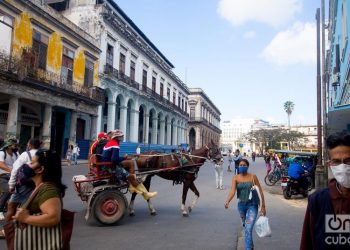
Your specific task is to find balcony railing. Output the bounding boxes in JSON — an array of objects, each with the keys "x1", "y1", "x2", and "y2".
[
  {"x1": 103, "y1": 64, "x2": 140, "y2": 91},
  {"x1": 189, "y1": 117, "x2": 221, "y2": 132},
  {"x1": 0, "y1": 50, "x2": 104, "y2": 104}
]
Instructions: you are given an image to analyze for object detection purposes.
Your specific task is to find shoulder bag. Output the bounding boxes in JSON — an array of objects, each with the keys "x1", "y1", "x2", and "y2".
[
  {"x1": 248, "y1": 175, "x2": 261, "y2": 210},
  {"x1": 4, "y1": 183, "x2": 75, "y2": 250}
]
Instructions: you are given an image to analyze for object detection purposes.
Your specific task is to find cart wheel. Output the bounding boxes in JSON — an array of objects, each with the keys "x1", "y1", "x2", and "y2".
[{"x1": 91, "y1": 189, "x2": 128, "y2": 225}]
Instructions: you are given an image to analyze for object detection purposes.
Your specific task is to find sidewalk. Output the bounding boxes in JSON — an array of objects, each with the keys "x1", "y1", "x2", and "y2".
[{"x1": 61, "y1": 159, "x2": 88, "y2": 167}]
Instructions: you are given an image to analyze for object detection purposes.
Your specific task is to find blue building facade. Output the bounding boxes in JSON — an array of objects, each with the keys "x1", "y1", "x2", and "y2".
[{"x1": 327, "y1": 0, "x2": 350, "y2": 134}]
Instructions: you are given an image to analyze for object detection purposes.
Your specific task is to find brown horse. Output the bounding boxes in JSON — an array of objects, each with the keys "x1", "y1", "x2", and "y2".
[{"x1": 123, "y1": 140, "x2": 222, "y2": 217}]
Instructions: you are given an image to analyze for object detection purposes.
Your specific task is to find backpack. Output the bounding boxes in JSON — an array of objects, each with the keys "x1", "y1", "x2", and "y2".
[
  {"x1": 15, "y1": 151, "x2": 33, "y2": 186},
  {"x1": 1, "y1": 150, "x2": 18, "y2": 161}
]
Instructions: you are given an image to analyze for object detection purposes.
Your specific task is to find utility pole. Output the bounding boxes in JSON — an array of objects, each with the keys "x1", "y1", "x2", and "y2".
[
  {"x1": 315, "y1": 8, "x2": 325, "y2": 189},
  {"x1": 321, "y1": 0, "x2": 328, "y2": 187}
]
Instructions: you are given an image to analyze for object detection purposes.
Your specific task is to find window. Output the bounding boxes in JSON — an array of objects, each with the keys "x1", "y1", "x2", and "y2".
[
  {"x1": 130, "y1": 60, "x2": 135, "y2": 81},
  {"x1": 0, "y1": 12, "x2": 13, "y2": 54},
  {"x1": 160, "y1": 83, "x2": 164, "y2": 97},
  {"x1": 182, "y1": 99, "x2": 184, "y2": 110},
  {"x1": 106, "y1": 44, "x2": 114, "y2": 67},
  {"x1": 84, "y1": 59, "x2": 94, "y2": 87},
  {"x1": 142, "y1": 69, "x2": 147, "y2": 89},
  {"x1": 178, "y1": 96, "x2": 180, "y2": 107},
  {"x1": 167, "y1": 87, "x2": 170, "y2": 100},
  {"x1": 152, "y1": 76, "x2": 156, "y2": 92},
  {"x1": 61, "y1": 47, "x2": 74, "y2": 84},
  {"x1": 32, "y1": 30, "x2": 48, "y2": 69},
  {"x1": 119, "y1": 52, "x2": 125, "y2": 74},
  {"x1": 190, "y1": 108, "x2": 195, "y2": 119},
  {"x1": 173, "y1": 92, "x2": 176, "y2": 104},
  {"x1": 185, "y1": 101, "x2": 187, "y2": 112}
]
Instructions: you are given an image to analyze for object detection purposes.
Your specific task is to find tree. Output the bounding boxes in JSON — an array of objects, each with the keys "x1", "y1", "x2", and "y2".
[{"x1": 284, "y1": 101, "x2": 294, "y2": 129}]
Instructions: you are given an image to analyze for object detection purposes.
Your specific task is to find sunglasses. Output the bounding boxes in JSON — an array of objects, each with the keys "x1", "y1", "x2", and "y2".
[{"x1": 328, "y1": 157, "x2": 350, "y2": 167}]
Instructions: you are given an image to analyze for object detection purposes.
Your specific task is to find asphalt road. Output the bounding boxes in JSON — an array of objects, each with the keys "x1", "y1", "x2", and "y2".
[{"x1": 0, "y1": 157, "x2": 308, "y2": 250}]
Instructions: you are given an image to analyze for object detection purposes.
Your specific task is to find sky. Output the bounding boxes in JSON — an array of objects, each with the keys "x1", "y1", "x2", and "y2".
[{"x1": 116, "y1": 0, "x2": 323, "y2": 126}]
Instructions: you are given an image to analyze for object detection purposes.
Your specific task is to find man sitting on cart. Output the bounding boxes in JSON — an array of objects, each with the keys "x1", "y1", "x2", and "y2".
[{"x1": 101, "y1": 129, "x2": 157, "y2": 200}]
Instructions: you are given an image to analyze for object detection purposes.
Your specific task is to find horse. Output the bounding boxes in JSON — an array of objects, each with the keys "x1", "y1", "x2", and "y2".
[{"x1": 122, "y1": 140, "x2": 222, "y2": 217}]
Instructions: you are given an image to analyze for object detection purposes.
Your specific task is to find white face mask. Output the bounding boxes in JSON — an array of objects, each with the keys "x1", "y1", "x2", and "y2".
[{"x1": 330, "y1": 164, "x2": 350, "y2": 188}]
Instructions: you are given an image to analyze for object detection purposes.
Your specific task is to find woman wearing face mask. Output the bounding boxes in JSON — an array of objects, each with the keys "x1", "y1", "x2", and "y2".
[
  {"x1": 300, "y1": 132, "x2": 350, "y2": 250},
  {"x1": 224, "y1": 159, "x2": 266, "y2": 250},
  {"x1": 11, "y1": 149, "x2": 66, "y2": 232}
]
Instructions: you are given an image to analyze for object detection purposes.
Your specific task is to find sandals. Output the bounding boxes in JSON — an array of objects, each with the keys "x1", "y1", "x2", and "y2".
[{"x1": 0, "y1": 229, "x2": 5, "y2": 239}]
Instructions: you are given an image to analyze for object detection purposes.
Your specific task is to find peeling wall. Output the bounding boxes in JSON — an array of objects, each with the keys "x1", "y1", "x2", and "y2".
[
  {"x1": 9, "y1": 10, "x2": 99, "y2": 86},
  {"x1": 12, "y1": 12, "x2": 32, "y2": 57},
  {"x1": 47, "y1": 32, "x2": 63, "y2": 74}
]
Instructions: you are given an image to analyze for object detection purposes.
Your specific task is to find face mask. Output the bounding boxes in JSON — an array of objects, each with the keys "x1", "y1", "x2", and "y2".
[
  {"x1": 239, "y1": 167, "x2": 248, "y2": 174},
  {"x1": 21, "y1": 164, "x2": 36, "y2": 179},
  {"x1": 330, "y1": 164, "x2": 350, "y2": 188}
]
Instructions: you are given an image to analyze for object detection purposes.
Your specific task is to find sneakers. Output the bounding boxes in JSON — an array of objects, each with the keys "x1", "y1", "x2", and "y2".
[
  {"x1": 220, "y1": 186, "x2": 224, "y2": 190},
  {"x1": 227, "y1": 169, "x2": 232, "y2": 172},
  {"x1": 0, "y1": 212, "x2": 4, "y2": 221}
]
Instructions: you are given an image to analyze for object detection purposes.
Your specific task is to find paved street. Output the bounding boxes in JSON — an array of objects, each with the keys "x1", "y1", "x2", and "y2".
[{"x1": 0, "y1": 157, "x2": 308, "y2": 250}]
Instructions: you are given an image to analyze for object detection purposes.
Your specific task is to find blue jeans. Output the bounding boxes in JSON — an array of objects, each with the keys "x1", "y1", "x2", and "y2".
[
  {"x1": 238, "y1": 200, "x2": 259, "y2": 250},
  {"x1": 72, "y1": 153, "x2": 78, "y2": 166}
]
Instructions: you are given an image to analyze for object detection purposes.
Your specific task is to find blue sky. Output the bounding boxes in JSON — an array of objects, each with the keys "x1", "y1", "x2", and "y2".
[{"x1": 116, "y1": 0, "x2": 322, "y2": 125}]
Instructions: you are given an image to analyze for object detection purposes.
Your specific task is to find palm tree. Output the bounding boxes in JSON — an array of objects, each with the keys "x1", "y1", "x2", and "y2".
[
  {"x1": 284, "y1": 101, "x2": 294, "y2": 129},
  {"x1": 283, "y1": 101, "x2": 294, "y2": 130},
  {"x1": 284, "y1": 101, "x2": 294, "y2": 150}
]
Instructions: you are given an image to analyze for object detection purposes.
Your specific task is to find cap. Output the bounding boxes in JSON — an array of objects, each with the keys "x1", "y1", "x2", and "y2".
[{"x1": 98, "y1": 132, "x2": 107, "y2": 139}]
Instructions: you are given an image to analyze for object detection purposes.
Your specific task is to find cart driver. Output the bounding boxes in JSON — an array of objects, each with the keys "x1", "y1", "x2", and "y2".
[{"x1": 101, "y1": 129, "x2": 157, "y2": 200}]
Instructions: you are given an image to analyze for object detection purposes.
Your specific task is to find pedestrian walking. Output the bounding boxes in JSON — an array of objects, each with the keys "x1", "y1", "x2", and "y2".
[
  {"x1": 136, "y1": 145, "x2": 141, "y2": 155},
  {"x1": 300, "y1": 132, "x2": 350, "y2": 250},
  {"x1": 225, "y1": 159, "x2": 266, "y2": 250},
  {"x1": 227, "y1": 149, "x2": 233, "y2": 172},
  {"x1": 264, "y1": 153, "x2": 272, "y2": 174},
  {"x1": 233, "y1": 149, "x2": 242, "y2": 175},
  {"x1": 252, "y1": 152, "x2": 256, "y2": 162},
  {"x1": 214, "y1": 158, "x2": 224, "y2": 189},
  {"x1": 72, "y1": 144, "x2": 80, "y2": 166},
  {"x1": 6, "y1": 138, "x2": 41, "y2": 223},
  {"x1": 66, "y1": 144, "x2": 73, "y2": 167}
]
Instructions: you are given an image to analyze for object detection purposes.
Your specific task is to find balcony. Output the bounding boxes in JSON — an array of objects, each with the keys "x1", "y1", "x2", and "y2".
[
  {"x1": 189, "y1": 117, "x2": 221, "y2": 133},
  {"x1": 0, "y1": 50, "x2": 104, "y2": 104},
  {"x1": 103, "y1": 64, "x2": 140, "y2": 91}
]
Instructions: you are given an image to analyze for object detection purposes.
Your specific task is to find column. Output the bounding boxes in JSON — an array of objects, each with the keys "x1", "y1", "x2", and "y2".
[
  {"x1": 107, "y1": 101, "x2": 116, "y2": 132},
  {"x1": 70, "y1": 110, "x2": 77, "y2": 144},
  {"x1": 172, "y1": 124, "x2": 177, "y2": 145},
  {"x1": 119, "y1": 106, "x2": 127, "y2": 135},
  {"x1": 96, "y1": 105, "x2": 103, "y2": 133},
  {"x1": 6, "y1": 96, "x2": 19, "y2": 138},
  {"x1": 42, "y1": 104, "x2": 52, "y2": 149},
  {"x1": 143, "y1": 114, "x2": 150, "y2": 144},
  {"x1": 90, "y1": 115, "x2": 97, "y2": 140},
  {"x1": 151, "y1": 117, "x2": 158, "y2": 144},
  {"x1": 130, "y1": 109, "x2": 139, "y2": 142},
  {"x1": 166, "y1": 121, "x2": 171, "y2": 145},
  {"x1": 177, "y1": 125, "x2": 181, "y2": 144},
  {"x1": 159, "y1": 119, "x2": 165, "y2": 144}
]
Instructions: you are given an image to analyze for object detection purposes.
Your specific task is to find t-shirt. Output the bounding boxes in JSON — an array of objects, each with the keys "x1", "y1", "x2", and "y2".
[
  {"x1": 0, "y1": 150, "x2": 18, "y2": 174},
  {"x1": 27, "y1": 183, "x2": 61, "y2": 214}
]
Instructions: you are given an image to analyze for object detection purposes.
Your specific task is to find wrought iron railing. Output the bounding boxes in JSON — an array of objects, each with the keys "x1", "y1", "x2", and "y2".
[{"x1": 0, "y1": 50, "x2": 104, "y2": 103}]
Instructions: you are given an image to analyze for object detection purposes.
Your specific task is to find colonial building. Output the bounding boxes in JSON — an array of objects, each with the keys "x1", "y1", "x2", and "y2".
[
  {"x1": 188, "y1": 88, "x2": 221, "y2": 150},
  {"x1": 52, "y1": 0, "x2": 189, "y2": 146},
  {"x1": 326, "y1": 0, "x2": 350, "y2": 134},
  {"x1": 290, "y1": 125, "x2": 317, "y2": 148},
  {"x1": 0, "y1": 0, "x2": 103, "y2": 156}
]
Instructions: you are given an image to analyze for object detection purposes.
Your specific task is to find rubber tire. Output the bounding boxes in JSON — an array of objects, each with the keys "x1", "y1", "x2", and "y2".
[
  {"x1": 264, "y1": 174, "x2": 274, "y2": 186},
  {"x1": 283, "y1": 188, "x2": 292, "y2": 200},
  {"x1": 306, "y1": 177, "x2": 313, "y2": 191},
  {"x1": 91, "y1": 189, "x2": 128, "y2": 225}
]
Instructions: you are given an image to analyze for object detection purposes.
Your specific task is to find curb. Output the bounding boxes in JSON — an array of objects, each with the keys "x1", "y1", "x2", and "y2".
[{"x1": 236, "y1": 227, "x2": 244, "y2": 250}]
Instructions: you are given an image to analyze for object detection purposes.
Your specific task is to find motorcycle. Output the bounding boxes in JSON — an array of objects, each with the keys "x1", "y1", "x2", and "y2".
[{"x1": 281, "y1": 171, "x2": 313, "y2": 199}]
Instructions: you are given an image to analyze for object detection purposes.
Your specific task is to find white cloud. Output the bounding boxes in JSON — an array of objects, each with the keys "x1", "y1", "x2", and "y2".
[
  {"x1": 261, "y1": 22, "x2": 316, "y2": 65},
  {"x1": 217, "y1": 0, "x2": 302, "y2": 27},
  {"x1": 243, "y1": 30, "x2": 256, "y2": 39}
]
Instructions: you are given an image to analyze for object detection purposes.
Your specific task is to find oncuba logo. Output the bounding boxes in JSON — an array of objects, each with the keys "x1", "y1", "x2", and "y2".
[
  {"x1": 325, "y1": 214, "x2": 350, "y2": 246},
  {"x1": 326, "y1": 215, "x2": 350, "y2": 233}
]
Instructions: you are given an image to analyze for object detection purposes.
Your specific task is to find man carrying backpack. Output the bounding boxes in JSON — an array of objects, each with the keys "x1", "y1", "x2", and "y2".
[
  {"x1": 6, "y1": 138, "x2": 41, "y2": 222},
  {"x1": 0, "y1": 138, "x2": 19, "y2": 222}
]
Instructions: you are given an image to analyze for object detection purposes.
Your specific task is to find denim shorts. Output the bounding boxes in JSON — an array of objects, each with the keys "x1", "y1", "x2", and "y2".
[{"x1": 10, "y1": 185, "x2": 34, "y2": 204}]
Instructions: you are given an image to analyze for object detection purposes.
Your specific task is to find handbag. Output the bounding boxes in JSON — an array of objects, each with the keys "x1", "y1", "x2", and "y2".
[
  {"x1": 248, "y1": 176, "x2": 261, "y2": 209},
  {"x1": 4, "y1": 183, "x2": 75, "y2": 250}
]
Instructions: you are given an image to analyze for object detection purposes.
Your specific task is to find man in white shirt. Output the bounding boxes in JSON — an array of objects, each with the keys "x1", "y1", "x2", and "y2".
[
  {"x1": 5, "y1": 138, "x2": 41, "y2": 222},
  {"x1": 72, "y1": 144, "x2": 80, "y2": 166},
  {"x1": 0, "y1": 138, "x2": 19, "y2": 221}
]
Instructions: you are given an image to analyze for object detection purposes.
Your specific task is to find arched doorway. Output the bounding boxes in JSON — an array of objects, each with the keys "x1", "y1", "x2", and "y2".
[{"x1": 189, "y1": 127, "x2": 196, "y2": 150}]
